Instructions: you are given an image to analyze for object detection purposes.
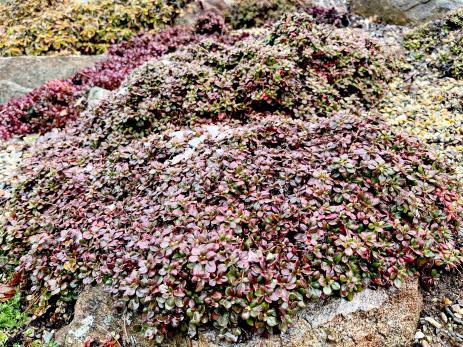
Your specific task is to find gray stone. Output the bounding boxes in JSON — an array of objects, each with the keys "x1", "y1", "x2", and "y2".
[
  {"x1": 350, "y1": 0, "x2": 463, "y2": 25},
  {"x1": 0, "y1": 55, "x2": 102, "y2": 103},
  {"x1": 56, "y1": 278, "x2": 422, "y2": 347},
  {"x1": 0, "y1": 80, "x2": 32, "y2": 104},
  {"x1": 85, "y1": 87, "x2": 111, "y2": 110}
]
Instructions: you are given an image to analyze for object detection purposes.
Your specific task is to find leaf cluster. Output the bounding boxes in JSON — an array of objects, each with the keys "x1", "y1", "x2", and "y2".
[
  {"x1": 0, "y1": 0, "x2": 190, "y2": 56},
  {"x1": 0, "y1": 17, "x2": 236, "y2": 140},
  {"x1": 404, "y1": 8, "x2": 463, "y2": 79}
]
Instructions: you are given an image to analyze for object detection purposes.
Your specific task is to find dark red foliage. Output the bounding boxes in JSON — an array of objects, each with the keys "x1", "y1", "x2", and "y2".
[
  {"x1": 194, "y1": 11, "x2": 227, "y2": 35},
  {"x1": 0, "y1": 80, "x2": 83, "y2": 139},
  {"x1": 306, "y1": 6, "x2": 350, "y2": 27}
]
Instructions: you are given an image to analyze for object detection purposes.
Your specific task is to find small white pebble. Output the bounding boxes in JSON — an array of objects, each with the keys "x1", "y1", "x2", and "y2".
[
  {"x1": 452, "y1": 304, "x2": 463, "y2": 315},
  {"x1": 415, "y1": 330, "x2": 425, "y2": 340},
  {"x1": 425, "y1": 317, "x2": 442, "y2": 329},
  {"x1": 441, "y1": 312, "x2": 448, "y2": 324},
  {"x1": 421, "y1": 340, "x2": 431, "y2": 347}
]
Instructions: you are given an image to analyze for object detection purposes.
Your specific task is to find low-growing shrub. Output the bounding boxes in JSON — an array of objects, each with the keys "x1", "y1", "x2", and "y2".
[
  {"x1": 0, "y1": 0, "x2": 190, "y2": 56},
  {"x1": 86, "y1": 13, "x2": 393, "y2": 145},
  {"x1": 2, "y1": 113, "x2": 462, "y2": 343},
  {"x1": 405, "y1": 8, "x2": 463, "y2": 79},
  {"x1": 0, "y1": 9, "x2": 352, "y2": 140},
  {"x1": 0, "y1": 18, "x2": 241, "y2": 140},
  {"x1": 0, "y1": 0, "x2": 67, "y2": 28},
  {"x1": 225, "y1": 0, "x2": 347, "y2": 29},
  {"x1": 0, "y1": 80, "x2": 83, "y2": 139}
]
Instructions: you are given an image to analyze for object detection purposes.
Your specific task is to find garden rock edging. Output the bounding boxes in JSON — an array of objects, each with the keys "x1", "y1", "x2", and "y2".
[
  {"x1": 55, "y1": 277, "x2": 422, "y2": 347},
  {"x1": 0, "y1": 55, "x2": 102, "y2": 103}
]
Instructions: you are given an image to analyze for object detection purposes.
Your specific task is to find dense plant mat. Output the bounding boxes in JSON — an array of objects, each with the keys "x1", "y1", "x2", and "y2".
[
  {"x1": 87, "y1": 13, "x2": 393, "y2": 146},
  {"x1": 224, "y1": 0, "x2": 347, "y2": 29},
  {"x1": 405, "y1": 8, "x2": 463, "y2": 79},
  {"x1": 381, "y1": 76, "x2": 463, "y2": 180},
  {"x1": 1, "y1": 13, "x2": 462, "y2": 344},
  {"x1": 0, "y1": 0, "x2": 190, "y2": 56},
  {"x1": 0, "y1": 14, "x2": 239, "y2": 140},
  {"x1": 0, "y1": 0, "x2": 68, "y2": 27},
  {"x1": 0, "y1": 8, "x2": 344, "y2": 141}
]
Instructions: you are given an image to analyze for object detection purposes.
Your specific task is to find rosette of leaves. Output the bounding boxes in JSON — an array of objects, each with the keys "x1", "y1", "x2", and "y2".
[
  {"x1": 2, "y1": 110, "x2": 462, "y2": 343},
  {"x1": 0, "y1": 0, "x2": 191, "y2": 56},
  {"x1": 85, "y1": 13, "x2": 394, "y2": 146}
]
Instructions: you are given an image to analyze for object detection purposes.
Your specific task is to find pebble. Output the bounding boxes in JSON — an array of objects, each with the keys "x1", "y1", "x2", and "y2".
[
  {"x1": 415, "y1": 330, "x2": 425, "y2": 340},
  {"x1": 441, "y1": 312, "x2": 448, "y2": 323},
  {"x1": 421, "y1": 340, "x2": 431, "y2": 347},
  {"x1": 425, "y1": 317, "x2": 442, "y2": 329}
]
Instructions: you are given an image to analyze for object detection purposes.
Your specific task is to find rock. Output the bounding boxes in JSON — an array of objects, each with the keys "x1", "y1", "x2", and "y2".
[
  {"x1": 56, "y1": 278, "x2": 422, "y2": 347},
  {"x1": 415, "y1": 330, "x2": 425, "y2": 340},
  {"x1": 54, "y1": 286, "x2": 121, "y2": 347},
  {"x1": 0, "y1": 55, "x2": 102, "y2": 103},
  {"x1": 424, "y1": 317, "x2": 442, "y2": 329},
  {"x1": 350, "y1": 0, "x2": 463, "y2": 25},
  {"x1": 0, "y1": 80, "x2": 32, "y2": 104},
  {"x1": 85, "y1": 87, "x2": 111, "y2": 110}
]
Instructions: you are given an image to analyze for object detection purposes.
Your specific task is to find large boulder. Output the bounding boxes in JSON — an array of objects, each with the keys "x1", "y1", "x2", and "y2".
[
  {"x1": 0, "y1": 55, "x2": 101, "y2": 103},
  {"x1": 350, "y1": 0, "x2": 463, "y2": 25},
  {"x1": 55, "y1": 278, "x2": 422, "y2": 347}
]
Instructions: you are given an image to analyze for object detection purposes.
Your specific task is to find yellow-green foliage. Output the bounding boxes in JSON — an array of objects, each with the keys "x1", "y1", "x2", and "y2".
[
  {"x1": 0, "y1": 0, "x2": 68, "y2": 27},
  {"x1": 0, "y1": 0, "x2": 189, "y2": 56}
]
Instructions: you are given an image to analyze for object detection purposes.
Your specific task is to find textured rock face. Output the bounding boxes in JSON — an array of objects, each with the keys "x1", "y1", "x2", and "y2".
[
  {"x1": 0, "y1": 55, "x2": 101, "y2": 103},
  {"x1": 85, "y1": 86, "x2": 111, "y2": 110},
  {"x1": 0, "y1": 80, "x2": 32, "y2": 104},
  {"x1": 56, "y1": 278, "x2": 422, "y2": 347},
  {"x1": 350, "y1": 0, "x2": 463, "y2": 25}
]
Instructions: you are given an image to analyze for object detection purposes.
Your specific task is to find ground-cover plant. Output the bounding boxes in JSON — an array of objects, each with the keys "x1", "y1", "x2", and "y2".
[
  {"x1": 1, "y1": 13, "x2": 461, "y2": 344},
  {"x1": 0, "y1": 9, "x2": 353, "y2": 141},
  {"x1": 381, "y1": 76, "x2": 463, "y2": 180},
  {"x1": 0, "y1": 294, "x2": 28, "y2": 345},
  {"x1": 0, "y1": 0, "x2": 190, "y2": 56},
  {"x1": 0, "y1": 15, "x2": 238, "y2": 140},
  {"x1": 85, "y1": 13, "x2": 393, "y2": 146},
  {"x1": 2, "y1": 113, "x2": 462, "y2": 343},
  {"x1": 225, "y1": 0, "x2": 347, "y2": 29},
  {"x1": 0, "y1": 0, "x2": 68, "y2": 28},
  {"x1": 405, "y1": 8, "x2": 463, "y2": 79}
]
